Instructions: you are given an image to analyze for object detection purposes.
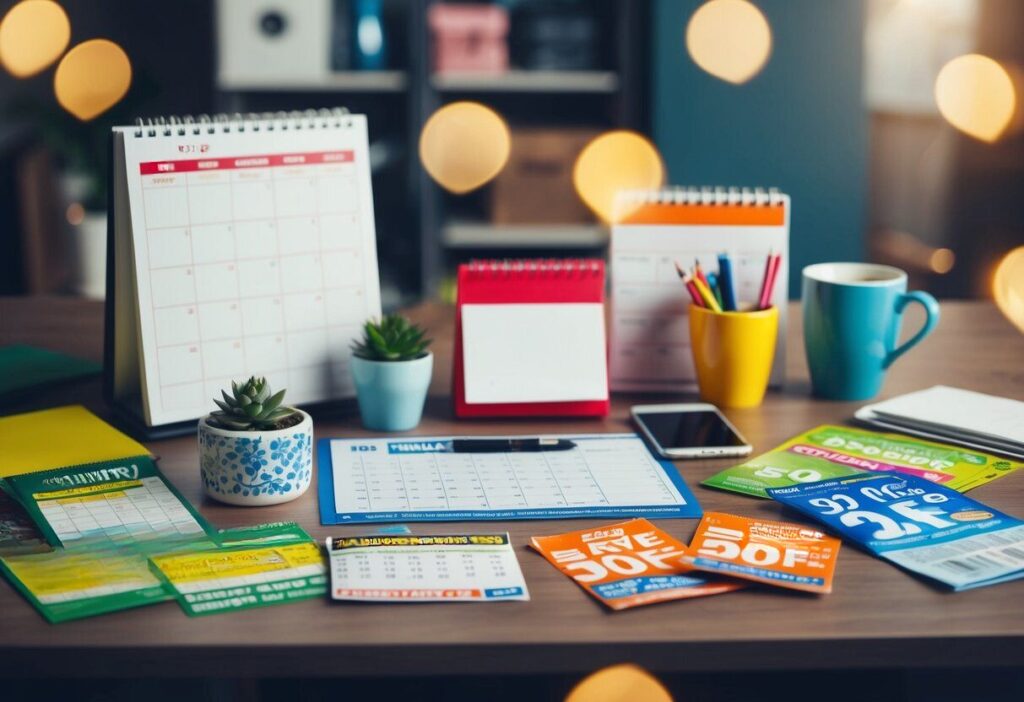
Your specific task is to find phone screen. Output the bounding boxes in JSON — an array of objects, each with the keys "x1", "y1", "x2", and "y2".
[{"x1": 635, "y1": 410, "x2": 746, "y2": 450}]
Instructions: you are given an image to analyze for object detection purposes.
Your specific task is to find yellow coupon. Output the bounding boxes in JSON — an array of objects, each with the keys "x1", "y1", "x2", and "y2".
[
  {"x1": 153, "y1": 543, "x2": 324, "y2": 585},
  {"x1": 33, "y1": 480, "x2": 141, "y2": 501}
]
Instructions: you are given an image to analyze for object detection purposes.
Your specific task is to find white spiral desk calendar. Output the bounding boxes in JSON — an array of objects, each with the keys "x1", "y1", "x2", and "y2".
[{"x1": 106, "y1": 109, "x2": 382, "y2": 436}]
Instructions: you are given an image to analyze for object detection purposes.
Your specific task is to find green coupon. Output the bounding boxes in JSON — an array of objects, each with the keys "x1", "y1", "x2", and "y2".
[{"x1": 703, "y1": 425, "x2": 1022, "y2": 499}]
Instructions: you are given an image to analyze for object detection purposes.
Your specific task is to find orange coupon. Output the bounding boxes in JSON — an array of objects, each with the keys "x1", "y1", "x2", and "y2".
[
  {"x1": 683, "y1": 512, "x2": 841, "y2": 594},
  {"x1": 530, "y1": 518, "x2": 742, "y2": 610}
]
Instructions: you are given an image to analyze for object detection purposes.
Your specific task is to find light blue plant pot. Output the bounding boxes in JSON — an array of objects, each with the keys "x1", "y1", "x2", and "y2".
[
  {"x1": 350, "y1": 352, "x2": 433, "y2": 432},
  {"x1": 198, "y1": 410, "x2": 313, "y2": 506}
]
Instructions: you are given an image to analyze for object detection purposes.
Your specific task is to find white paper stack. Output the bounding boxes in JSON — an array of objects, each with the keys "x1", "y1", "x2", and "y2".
[{"x1": 856, "y1": 386, "x2": 1024, "y2": 459}]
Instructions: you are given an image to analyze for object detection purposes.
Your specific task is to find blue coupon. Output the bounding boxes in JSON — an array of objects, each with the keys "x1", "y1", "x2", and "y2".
[{"x1": 767, "y1": 473, "x2": 1024, "y2": 591}]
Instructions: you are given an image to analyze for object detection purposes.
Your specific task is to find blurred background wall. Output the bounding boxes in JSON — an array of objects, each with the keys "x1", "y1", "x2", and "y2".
[{"x1": 0, "y1": 0, "x2": 1021, "y2": 304}]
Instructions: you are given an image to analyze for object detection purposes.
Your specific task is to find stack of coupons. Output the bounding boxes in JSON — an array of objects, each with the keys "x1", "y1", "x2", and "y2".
[
  {"x1": 768, "y1": 473, "x2": 1024, "y2": 591},
  {"x1": 325, "y1": 533, "x2": 529, "y2": 602},
  {"x1": 704, "y1": 425, "x2": 1021, "y2": 499},
  {"x1": 530, "y1": 518, "x2": 742, "y2": 610}
]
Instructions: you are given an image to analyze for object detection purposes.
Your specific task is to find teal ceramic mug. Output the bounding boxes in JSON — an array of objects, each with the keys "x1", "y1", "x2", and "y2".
[{"x1": 802, "y1": 263, "x2": 940, "y2": 401}]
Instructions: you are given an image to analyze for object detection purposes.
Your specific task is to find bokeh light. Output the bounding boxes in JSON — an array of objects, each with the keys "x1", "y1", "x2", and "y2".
[
  {"x1": 419, "y1": 101, "x2": 511, "y2": 194},
  {"x1": 65, "y1": 202, "x2": 85, "y2": 226},
  {"x1": 573, "y1": 130, "x2": 664, "y2": 223},
  {"x1": 686, "y1": 0, "x2": 772, "y2": 85},
  {"x1": 0, "y1": 0, "x2": 71, "y2": 78},
  {"x1": 993, "y1": 246, "x2": 1024, "y2": 334},
  {"x1": 935, "y1": 54, "x2": 1017, "y2": 143},
  {"x1": 54, "y1": 39, "x2": 132, "y2": 121},
  {"x1": 929, "y1": 248, "x2": 955, "y2": 274},
  {"x1": 565, "y1": 664, "x2": 672, "y2": 702}
]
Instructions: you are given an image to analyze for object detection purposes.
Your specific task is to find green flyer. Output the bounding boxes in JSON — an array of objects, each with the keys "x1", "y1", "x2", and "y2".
[{"x1": 703, "y1": 425, "x2": 1023, "y2": 499}]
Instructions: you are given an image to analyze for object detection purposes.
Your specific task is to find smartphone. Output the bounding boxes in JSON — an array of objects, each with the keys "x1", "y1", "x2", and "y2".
[{"x1": 631, "y1": 403, "x2": 752, "y2": 459}]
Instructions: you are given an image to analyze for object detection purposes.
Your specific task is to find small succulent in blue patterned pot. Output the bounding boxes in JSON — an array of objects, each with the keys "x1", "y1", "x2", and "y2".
[{"x1": 198, "y1": 377, "x2": 313, "y2": 506}]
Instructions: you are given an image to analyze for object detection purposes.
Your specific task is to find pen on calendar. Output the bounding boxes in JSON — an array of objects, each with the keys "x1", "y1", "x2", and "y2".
[
  {"x1": 717, "y1": 253, "x2": 738, "y2": 311},
  {"x1": 674, "y1": 261, "x2": 704, "y2": 307},
  {"x1": 448, "y1": 438, "x2": 577, "y2": 453}
]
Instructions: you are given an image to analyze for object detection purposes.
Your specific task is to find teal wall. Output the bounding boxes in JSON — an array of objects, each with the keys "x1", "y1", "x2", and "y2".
[{"x1": 653, "y1": 0, "x2": 867, "y2": 297}]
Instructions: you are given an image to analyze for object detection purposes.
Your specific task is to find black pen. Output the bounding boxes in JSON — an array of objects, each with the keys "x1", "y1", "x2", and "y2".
[{"x1": 448, "y1": 438, "x2": 577, "y2": 453}]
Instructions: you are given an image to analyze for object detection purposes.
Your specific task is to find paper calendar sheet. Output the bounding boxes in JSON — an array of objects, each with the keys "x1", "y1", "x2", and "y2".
[
  {"x1": 326, "y1": 533, "x2": 528, "y2": 602},
  {"x1": 318, "y1": 434, "x2": 702, "y2": 524},
  {"x1": 115, "y1": 116, "x2": 381, "y2": 426}
]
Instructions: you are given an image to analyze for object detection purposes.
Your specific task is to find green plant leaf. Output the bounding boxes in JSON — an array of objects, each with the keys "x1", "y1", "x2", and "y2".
[{"x1": 263, "y1": 389, "x2": 286, "y2": 414}]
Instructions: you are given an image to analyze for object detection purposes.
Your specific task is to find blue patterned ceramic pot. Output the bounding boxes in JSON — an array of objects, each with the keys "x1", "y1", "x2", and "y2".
[{"x1": 198, "y1": 410, "x2": 313, "y2": 506}]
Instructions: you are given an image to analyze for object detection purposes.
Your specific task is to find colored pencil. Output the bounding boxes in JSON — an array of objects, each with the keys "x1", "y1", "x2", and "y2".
[
  {"x1": 674, "y1": 261, "x2": 704, "y2": 307},
  {"x1": 693, "y1": 259, "x2": 710, "y2": 290},
  {"x1": 706, "y1": 272, "x2": 724, "y2": 309},
  {"x1": 758, "y1": 253, "x2": 782, "y2": 310},
  {"x1": 717, "y1": 253, "x2": 738, "y2": 311},
  {"x1": 756, "y1": 249, "x2": 774, "y2": 311},
  {"x1": 692, "y1": 274, "x2": 723, "y2": 313}
]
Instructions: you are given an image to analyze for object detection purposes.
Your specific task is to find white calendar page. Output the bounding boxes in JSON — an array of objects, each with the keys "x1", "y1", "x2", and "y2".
[
  {"x1": 610, "y1": 221, "x2": 788, "y2": 391},
  {"x1": 117, "y1": 116, "x2": 381, "y2": 426},
  {"x1": 326, "y1": 533, "x2": 529, "y2": 602},
  {"x1": 318, "y1": 434, "x2": 703, "y2": 523}
]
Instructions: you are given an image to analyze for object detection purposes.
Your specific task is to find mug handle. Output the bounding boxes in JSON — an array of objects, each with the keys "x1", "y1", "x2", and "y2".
[{"x1": 884, "y1": 291, "x2": 940, "y2": 369}]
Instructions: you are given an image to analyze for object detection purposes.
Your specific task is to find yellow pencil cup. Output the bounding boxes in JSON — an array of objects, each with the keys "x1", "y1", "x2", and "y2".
[{"x1": 689, "y1": 304, "x2": 779, "y2": 409}]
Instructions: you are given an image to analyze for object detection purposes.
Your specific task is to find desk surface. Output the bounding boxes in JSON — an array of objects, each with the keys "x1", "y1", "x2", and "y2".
[{"x1": 1, "y1": 297, "x2": 1023, "y2": 678}]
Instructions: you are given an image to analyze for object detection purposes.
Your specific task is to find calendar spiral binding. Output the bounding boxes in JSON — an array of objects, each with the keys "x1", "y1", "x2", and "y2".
[
  {"x1": 132, "y1": 107, "x2": 351, "y2": 138},
  {"x1": 617, "y1": 186, "x2": 785, "y2": 208},
  {"x1": 465, "y1": 258, "x2": 604, "y2": 278}
]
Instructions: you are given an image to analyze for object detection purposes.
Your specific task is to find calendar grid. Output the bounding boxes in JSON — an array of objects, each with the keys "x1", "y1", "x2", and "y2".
[{"x1": 122, "y1": 127, "x2": 382, "y2": 424}]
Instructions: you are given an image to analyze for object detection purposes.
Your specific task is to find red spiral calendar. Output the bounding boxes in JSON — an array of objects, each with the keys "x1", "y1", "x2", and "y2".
[{"x1": 453, "y1": 259, "x2": 609, "y2": 418}]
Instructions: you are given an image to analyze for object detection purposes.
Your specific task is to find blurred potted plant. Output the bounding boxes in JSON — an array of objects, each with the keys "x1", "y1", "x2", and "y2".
[
  {"x1": 198, "y1": 377, "x2": 313, "y2": 506},
  {"x1": 7, "y1": 74, "x2": 151, "y2": 298},
  {"x1": 350, "y1": 314, "x2": 433, "y2": 431}
]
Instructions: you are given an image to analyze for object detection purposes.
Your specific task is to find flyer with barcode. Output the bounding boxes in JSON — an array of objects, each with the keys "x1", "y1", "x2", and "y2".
[
  {"x1": 530, "y1": 518, "x2": 742, "y2": 610},
  {"x1": 768, "y1": 473, "x2": 1024, "y2": 591},
  {"x1": 683, "y1": 512, "x2": 840, "y2": 594}
]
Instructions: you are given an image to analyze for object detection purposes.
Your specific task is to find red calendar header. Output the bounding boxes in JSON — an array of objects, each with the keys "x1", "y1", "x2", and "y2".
[{"x1": 139, "y1": 150, "x2": 354, "y2": 175}]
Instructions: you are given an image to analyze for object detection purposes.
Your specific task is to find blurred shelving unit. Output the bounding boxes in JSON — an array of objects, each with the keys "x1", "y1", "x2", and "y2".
[{"x1": 214, "y1": 0, "x2": 650, "y2": 302}]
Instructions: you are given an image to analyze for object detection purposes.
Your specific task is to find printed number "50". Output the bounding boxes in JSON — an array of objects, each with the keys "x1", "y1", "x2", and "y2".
[{"x1": 754, "y1": 466, "x2": 822, "y2": 483}]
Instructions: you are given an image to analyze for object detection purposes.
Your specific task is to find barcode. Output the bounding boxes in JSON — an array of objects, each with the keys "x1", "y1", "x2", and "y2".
[{"x1": 885, "y1": 524, "x2": 1024, "y2": 586}]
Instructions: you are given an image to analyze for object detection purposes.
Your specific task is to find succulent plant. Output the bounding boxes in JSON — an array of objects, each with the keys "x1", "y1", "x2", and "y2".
[
  {"x1": 209, "y1": 376, "x2": 300, "y2": 431},
  {"x1": 351, "y1": 314, "x2": 432, "y2": 362}
]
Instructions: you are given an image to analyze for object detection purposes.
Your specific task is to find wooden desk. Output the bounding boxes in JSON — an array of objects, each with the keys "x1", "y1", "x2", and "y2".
[{"x1": 2, "y1": 297, "x2": 1023, "y2": 678}]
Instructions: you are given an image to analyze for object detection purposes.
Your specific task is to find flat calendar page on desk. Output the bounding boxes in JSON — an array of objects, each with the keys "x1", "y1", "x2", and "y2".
[
  {"x1": 109, "y1": 111, "x2": 381, "y2": 429},
  {"x1": 317, "y1": 434, "x2": 702, "y2": 524}
]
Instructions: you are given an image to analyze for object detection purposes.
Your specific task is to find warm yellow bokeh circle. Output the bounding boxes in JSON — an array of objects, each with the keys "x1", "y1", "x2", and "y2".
[
  {"x1": 0, "y1": 0, "x2": 71, "y2": 78},
  {"x1": 935, "y1": 54, "x2": 1017, "y2": 143},
  {"x1": 993, "y1": 246, "x2": 1024, "y2": 334},
  {"x1": 573, "y1": 130, "x2": 665, "y2": 223},
  {"x1": 419, "y1": 101, "x2": 511, "y2": 194},
  {"x1": 565, "y1": 664, "x2": 672, "y2": 702},
  {"x1": 54, "y1": 39, "x2": 132, "y2": 121},
  {"x1": 686, "y1": 0, "x2": 772, "y2": 85}
]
